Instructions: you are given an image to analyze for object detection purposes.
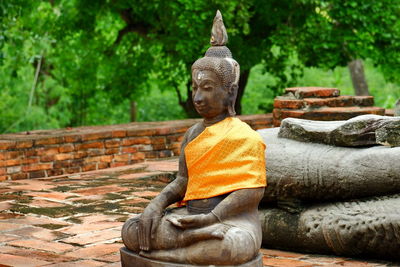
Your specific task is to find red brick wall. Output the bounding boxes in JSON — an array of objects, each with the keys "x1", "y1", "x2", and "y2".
[{"x1": 0, "y1": 114, "x2": 273, "y2": 181}]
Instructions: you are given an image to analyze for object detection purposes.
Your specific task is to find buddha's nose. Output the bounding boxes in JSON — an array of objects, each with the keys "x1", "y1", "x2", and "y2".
[
  {"x1": 194, "y1": 99, "x2": 203, "y2": 105},
  {"x1": 193, "y1": 92, "x2": 204, "y2": 105}
]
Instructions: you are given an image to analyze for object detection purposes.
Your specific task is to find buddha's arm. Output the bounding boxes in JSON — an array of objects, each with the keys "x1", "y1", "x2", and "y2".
[
  {"x1": 212, "y1": 187, "x2": 265, "y2": 219},
  {"x1": 174, "y1": 187, "x2": 265, "y2": 229},
  {"x1": 152, "y1": 123, "x2": 207, "y2": 208},
  {"x1": 148, "y1": 156, "x2": 188, "y2": 209},
  {"x1": 138, "y1": 135, "x2": 189, "y2": 251}
]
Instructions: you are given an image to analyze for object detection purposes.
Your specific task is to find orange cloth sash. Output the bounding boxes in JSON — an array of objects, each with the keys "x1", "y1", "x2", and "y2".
[{"x1": 183, "y1": 117, "x2": 266, "y2": 202}]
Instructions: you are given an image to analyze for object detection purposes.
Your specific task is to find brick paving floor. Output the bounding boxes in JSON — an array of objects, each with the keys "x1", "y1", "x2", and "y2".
[{"x1": 0, "y1": 159, "x2": 398, "y2": 267}]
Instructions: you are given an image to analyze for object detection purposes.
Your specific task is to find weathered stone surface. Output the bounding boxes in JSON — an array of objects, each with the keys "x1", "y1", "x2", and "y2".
[
  {"x1": 376, "y1": 119, "x2": 400, "y2": 147},
  {"x1": 278, "y1": 118, "x2": 345, "y2": 144},
  {"x1": 278, "y1": 114, "x2": 400, "y2": 147},
  {"x1": 120, "y1": 248, "x2": 263, "y2": 267},
  {"x1": 259, "y1": 194, "x2": 400, "y2": 260},
  {"x1": 259, "y1": 127, "x2": 400, "y2": 203}
]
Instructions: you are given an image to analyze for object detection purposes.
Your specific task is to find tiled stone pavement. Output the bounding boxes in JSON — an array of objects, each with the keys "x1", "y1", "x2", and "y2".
[{"x1": 0, "y1": 159, "x2": 398, "y2": 267}]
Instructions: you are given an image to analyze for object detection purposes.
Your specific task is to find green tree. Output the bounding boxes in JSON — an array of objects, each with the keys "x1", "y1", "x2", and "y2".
[
  {"x1": 0, "y1": 1, "x2": 73, "y2": 132},
  {"x1": 276, "y1": 0, "x2": 400, "y2": 95},
  {"x1": 1, "y1": 0, "x2": 399, "y2": 133}
]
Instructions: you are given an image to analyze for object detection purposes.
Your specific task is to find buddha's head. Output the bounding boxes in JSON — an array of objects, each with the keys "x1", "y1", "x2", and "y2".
[{"x1": 191, "y1": 10, "x2": 240, "y2": 119}]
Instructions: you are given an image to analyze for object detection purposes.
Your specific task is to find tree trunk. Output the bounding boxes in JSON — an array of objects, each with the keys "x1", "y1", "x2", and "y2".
[
  {"x1": 235, "y1": 69, "x2": 250, "y2": 115},
  {"x1": 348, "y1": 59, "x2": 370, "y2": 96},
  {"x1": 130, "y1": 101, "x2": 137, "y2": 122}
]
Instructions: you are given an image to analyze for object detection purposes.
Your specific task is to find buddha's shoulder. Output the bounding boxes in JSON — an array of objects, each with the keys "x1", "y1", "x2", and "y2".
[
  {"x1": 187, "y1": 122, "x2": 204, "y2": 134},
  {"x1": 184, "y1": 122, "x2": 204, "y2": 141},
  {"x1": 231, "y1": 118, "x2": 264, "y2": 143}
]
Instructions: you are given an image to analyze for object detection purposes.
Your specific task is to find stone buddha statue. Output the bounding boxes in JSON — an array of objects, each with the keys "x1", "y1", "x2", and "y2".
[{"x1": 120, "y1": 11, "x2": 267, "y2": 267}]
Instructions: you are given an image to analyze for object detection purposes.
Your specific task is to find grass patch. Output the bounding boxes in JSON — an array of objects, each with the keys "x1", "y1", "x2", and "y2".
[{"x1": 10, "y1": 204, "x2": 74, "y2": 218}]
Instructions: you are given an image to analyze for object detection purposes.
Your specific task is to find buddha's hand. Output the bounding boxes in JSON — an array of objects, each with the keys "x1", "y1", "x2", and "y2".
[
  {"x1": 168, "y1": 213, "x2": 218, "y2": 229},
  {"x1": 138, "y1": 203, "x2": 163, "y2": 251}
]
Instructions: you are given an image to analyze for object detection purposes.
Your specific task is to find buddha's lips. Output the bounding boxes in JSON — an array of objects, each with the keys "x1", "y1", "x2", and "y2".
[{"x1": 195, "y1": 105, "x2": 207, "y2": 111}]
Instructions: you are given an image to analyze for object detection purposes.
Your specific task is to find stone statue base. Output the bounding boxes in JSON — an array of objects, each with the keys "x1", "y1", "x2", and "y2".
[{"x1": 120, "y1": 247, "x2": 263, "y2": 267}]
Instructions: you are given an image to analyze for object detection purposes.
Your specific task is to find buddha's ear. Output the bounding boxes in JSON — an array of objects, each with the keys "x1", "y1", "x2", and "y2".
[
  {"x1": 227, "y1": 83, "x2": 238, "y2": 116},
  {"x1": 228, "y1": 83, "x2": 238, "y2": 95}
]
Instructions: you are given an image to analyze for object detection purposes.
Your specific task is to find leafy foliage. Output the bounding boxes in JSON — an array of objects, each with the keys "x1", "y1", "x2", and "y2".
[
  {"x1": 291, "y1": 0, "x2": 400, "y2": 74},
  {"x1": 0, "y1": 0, "x2": 399, "y2": 133}
]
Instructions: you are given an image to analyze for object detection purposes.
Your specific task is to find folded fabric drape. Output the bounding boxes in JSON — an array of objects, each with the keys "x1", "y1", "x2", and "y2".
[{"x1": 183, "y1": 117, "x2": 266, "y2": 202}]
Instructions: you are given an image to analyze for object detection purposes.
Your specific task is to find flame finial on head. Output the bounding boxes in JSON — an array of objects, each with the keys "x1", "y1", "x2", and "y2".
[
  {"x1": 210, "y1": 10, "x2": 228, "y2": 46},
  {"x1": 192, "y1": 10, "x2": 239, "y2": 116}
]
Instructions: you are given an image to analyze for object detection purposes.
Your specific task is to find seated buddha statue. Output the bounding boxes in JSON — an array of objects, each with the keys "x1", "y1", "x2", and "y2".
[{"x1": 121, "y1": 10, "x2": 267, "y2": 266}]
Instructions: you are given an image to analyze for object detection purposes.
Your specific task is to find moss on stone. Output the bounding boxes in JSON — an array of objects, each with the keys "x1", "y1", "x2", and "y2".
[
  {"x1": 72, "y1": 199, "x2": 98, "y2": 204},
  {"x1": 73, "y1": 205, "x2": 98, "y2": 214},
  {"x1": 52, "y1": 185, "x2": 78, "y2": 192},
  {"x1": 98, "y1": 202, "x2": 120, "y2": 211},
  {"x1": 116, "y1": 215, "x2": 130, "y2": 222},
  {"x1": 36, "y1": 223, "x2": 67, "y2": 230},
  {"x1": 10, "y1": 204, "x2": 74, "y2": 218},
  {"x1": 65, "y1": 217, "x2": 83, "y2": 224},
  {"x1": 0, "y1": 191, "x2": 32, "y2": 203},
  {"x1": 105, "y1": 193, "x2": 125, "y2": 200}
]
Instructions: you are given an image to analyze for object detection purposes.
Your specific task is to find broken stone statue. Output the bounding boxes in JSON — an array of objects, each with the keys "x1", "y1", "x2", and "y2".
[{"x1": 259, "y1": 115, "x2": 400, "y2": 260}]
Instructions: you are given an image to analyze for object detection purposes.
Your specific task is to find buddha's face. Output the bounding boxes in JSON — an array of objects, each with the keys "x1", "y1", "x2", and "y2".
[{"x1": 192, "y1": 69, "x2": 229, "y2": 119}]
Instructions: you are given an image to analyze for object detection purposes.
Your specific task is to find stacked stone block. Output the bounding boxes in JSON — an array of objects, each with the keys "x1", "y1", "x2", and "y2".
[{"x1": 273, "y1": 87, "x2": 385, "y2": 126}]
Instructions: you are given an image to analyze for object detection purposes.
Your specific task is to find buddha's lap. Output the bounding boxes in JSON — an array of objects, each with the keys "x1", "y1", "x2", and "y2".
[{"x1": 122, "y1": 207, "x2": 260, "y2": 252}]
